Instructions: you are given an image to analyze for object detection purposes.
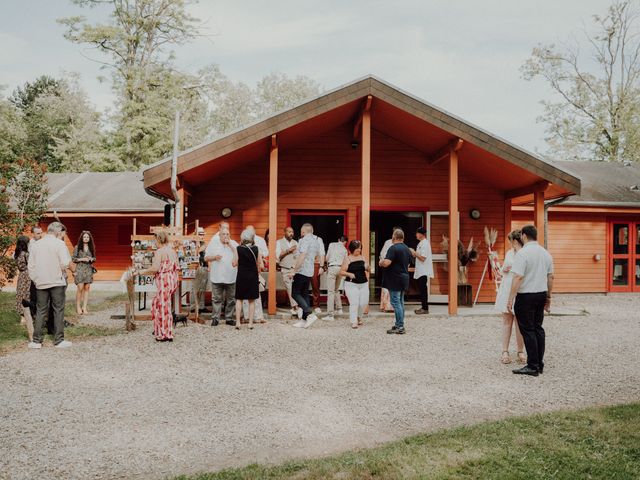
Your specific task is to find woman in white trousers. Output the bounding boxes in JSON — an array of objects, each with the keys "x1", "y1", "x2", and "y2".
[{"x1": 340, "y1": 240, "x2": 370, "y2": 329}]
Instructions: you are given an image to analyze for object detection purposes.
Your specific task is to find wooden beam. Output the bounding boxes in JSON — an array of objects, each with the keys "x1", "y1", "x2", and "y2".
[
  {"x1": 505, "y1": 181, "x2": 549, "y2": 199},
  {"x1": 534, "y1": 190, "x2": 545, "y2": 247},
  {"x1": 353, "y1": 95, "x2": 373, "y2": 142},
  {"x1": 361, "y1": 108, "x2": 371, "y2": 261},
  {"x1": 268, "y1": 134, "x2": 278, "y2": 316},
  {"x1": 448, "y1": 148, "x2": 459, "y2": 315},
  {"x1": 427, "y1": 138, "x2": 463, "y2": 165},
  {"x1": 504, "y1": 197, "x2": 512, "y2": 254}
]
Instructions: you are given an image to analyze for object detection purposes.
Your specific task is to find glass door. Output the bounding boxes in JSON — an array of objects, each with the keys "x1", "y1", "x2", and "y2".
[{"x1": 608, "y1": 221, "x2": 640, "y2": 292}]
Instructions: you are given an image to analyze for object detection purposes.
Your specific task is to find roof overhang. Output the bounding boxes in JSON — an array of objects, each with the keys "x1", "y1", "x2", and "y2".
[{"x1": 143, "y1": 76, "x2": 581, "y2": 198}]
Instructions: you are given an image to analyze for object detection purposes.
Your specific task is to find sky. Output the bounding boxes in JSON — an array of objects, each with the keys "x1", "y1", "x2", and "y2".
[{"x1": 0, "y1": 0, "x2": 611, "y2": 153}]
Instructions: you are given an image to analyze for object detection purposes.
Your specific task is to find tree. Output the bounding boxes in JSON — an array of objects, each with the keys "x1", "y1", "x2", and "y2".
[
  {"x1": 254, "y1": 72, "x2": 321, "y2": 119},
  {"x1": 0, "y1": 87, "x2": 27, "y2": 166},
  {"x1": 0, "y1": 159, "x2": 48, "y2": 290},
  {"x1": 59, "y1": 0, "x2": 201, "y2": 168},
  {"x1": 522, "y1": 0, "x2": 640, "y2": 162}
]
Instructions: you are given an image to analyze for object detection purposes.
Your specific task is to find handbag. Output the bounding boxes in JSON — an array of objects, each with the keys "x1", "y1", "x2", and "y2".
[
  {"x1": 245, "y1": 245, "x2": 266, "y2": 292},
  {"x1": 92, "y1": 266, "x2": 98, "y2": 274}
]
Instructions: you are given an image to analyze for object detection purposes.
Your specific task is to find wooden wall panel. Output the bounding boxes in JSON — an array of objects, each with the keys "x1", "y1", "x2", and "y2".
[{"x1": 512, "y1": 210, "x2": 607, "y2": 293}]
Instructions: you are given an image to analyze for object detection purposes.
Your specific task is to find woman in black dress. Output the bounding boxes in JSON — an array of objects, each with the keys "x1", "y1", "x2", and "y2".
[{"x1": 233, "y1": 229, "x2": 262, "y2": 330}]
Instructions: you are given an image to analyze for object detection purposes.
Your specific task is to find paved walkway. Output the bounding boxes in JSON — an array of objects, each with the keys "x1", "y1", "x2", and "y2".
[{"x1": 0, "y1": 294, "x2": 637, "y2": 479}]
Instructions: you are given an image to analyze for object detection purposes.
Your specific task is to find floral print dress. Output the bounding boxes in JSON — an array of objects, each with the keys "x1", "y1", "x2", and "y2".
[{"x1": 151, "y1": 258, "x2": 179, "y2": 341}]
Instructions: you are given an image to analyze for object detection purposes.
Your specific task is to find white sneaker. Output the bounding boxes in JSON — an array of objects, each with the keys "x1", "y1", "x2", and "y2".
[
  {"x1": 290, "y1": 308, "x2": 298, "y2": 316},
  {"x1": 28, "y1": 342, "x2": 42, "y2": 349},
  {"x1": 304, "y1": 314, "x2": 318, "y2": 328},
  {"x1": 337, "y1": 309, "x2": 344, "y2": 315},
  {"x1": 313, "y1": 307, "x2": 322, "y2": 315},
  {"x1": 296, "y1": 309, "x2": 303, "y2": 320},
  {"x1": 292, "y1": 320, "x2": 306, "y2": 328},
  {"x1": 323, "y1": 315, "x2": 335, "y2": 321},
  {"x1": 54, "y1": 340, "x2": 72, "y2": 349}
]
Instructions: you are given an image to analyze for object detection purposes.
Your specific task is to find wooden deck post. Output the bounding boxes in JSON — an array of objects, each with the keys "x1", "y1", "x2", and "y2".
[
  {"x1": 448, "y1": 148, "x2": 459, "y2": 315},
  {"x1": 534, "y1": 190, "x2": 545, "y2": 246},
  {"x1": 504, "y1": 197, "x2": 512, "y2": 253},
  {"x1": 268, "y1": 135, "x2": 278, "y2": 316},
  {"x1": 361, "y1": 106, "x2": 371, "y2": 260}
]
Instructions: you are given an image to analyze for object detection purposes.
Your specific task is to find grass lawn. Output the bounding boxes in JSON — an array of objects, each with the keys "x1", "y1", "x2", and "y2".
[
  {"x1": 176, "y1": 403, "x2": 640, "y2": 480},
  {"x1": 0, "y1": 291, "x2": 126, "y2": 354}
]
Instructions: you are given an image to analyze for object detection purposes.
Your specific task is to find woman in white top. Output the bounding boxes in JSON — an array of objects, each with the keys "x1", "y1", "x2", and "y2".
[{"x1": 495, "y1": 230, "x2": 526, "y2": 364}]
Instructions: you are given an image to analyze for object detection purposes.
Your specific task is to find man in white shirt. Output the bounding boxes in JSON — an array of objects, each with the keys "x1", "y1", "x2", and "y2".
[
  {"x1": 290, "y1": 223, "x2": 322, "y2": 328},
  {"x1": 310, "y1": 234, "x2": 326, "y2": 313},
  {"x1": 27, "y1": 222, "x2": 73, "y2": 349},
  {"x1": 28, "y1": 225, "x2": 43, "y2": 252},
  {"x1": 410, "y1": 227, "x2": 433, "y2": 314},
  {"x1": 507, "y1": 224, "x2": 554, "y2": 377},
  {"x1": 324, "y1": 235, "x2": 348, "y2": 320},
  {"x1": 276, "y1": 226, "x2": 298, "y2": 316},
  {"x1": 205, "y1": 229, "x2": 238, "y2": 326}
]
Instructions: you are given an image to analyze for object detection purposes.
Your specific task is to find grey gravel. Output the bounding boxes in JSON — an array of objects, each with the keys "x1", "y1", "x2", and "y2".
[{"x1": 1, "y1": 294, "x2": 639, "y2": 480}]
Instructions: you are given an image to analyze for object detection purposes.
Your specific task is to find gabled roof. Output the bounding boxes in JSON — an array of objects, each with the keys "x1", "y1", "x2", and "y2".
[
  {"x1": 553, "y1": 161, "x2": 640, "y2": 207},
  {"x1": 46, "y1": 172, "x2": 165, "y2": 213},
  {"x1": 143, "y1": 75, "x2": 581, "y2": 197}
]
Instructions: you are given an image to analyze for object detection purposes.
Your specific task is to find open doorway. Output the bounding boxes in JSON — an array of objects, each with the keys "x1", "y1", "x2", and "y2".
[
  {"x1": 370, "y1": 210, "x2": 425, "y2": 301},
  {"x1": 289, "y1": 210, "x2": 347, "y2": 243}
]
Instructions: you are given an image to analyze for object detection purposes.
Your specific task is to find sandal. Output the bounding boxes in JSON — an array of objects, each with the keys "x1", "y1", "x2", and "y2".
[
  {"x1": 501, "y1": 351, "x2": 512, "y2": 364},
  {"x1": 517, "y1": 351, "x2": 527, "y2": 364}
]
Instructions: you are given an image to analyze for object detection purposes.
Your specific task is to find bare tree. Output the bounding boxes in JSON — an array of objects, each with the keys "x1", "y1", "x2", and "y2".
[{"x1": 522, "y1": 0, "x2": 640, "y2": 162}]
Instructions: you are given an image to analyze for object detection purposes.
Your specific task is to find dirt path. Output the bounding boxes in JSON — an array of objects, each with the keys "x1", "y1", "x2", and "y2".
[{"x1": 1, "y1": 294, "x2": 638, "y2": 479}]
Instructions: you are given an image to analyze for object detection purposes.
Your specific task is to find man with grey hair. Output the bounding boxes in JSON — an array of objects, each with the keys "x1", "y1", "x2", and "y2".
[
  {"x1": 205, "y1": 229, "x2": 238, "y2": 326},
  {"x1": 290, "y1": 223, "x2": 321, "y2": 328},
  {"x1": 27, "y1": 222, "x2": 73, "y2": 348}
]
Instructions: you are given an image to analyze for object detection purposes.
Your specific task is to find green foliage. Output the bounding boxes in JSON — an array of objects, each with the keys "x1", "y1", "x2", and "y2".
[
  {"x1": 522, "y1": 0, "x2": 640, "y2": 162},
  {"x1": 175, "y1": 403, "x2": 640, "y2": 480},
  {"x1": 0, "y1": 158, "x2": 48, "y2": 289}
]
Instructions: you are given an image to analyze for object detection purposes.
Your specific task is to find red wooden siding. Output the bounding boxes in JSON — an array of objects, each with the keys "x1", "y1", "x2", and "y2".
[{"x1": 512, "y1": 211, "x2": 607, "y2": 293}]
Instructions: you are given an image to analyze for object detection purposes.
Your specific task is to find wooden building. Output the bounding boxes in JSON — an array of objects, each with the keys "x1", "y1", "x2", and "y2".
[
  {"x1": 41, "y1": 172, "x2": 165, "y2": 280},
  {"x1": 512, "y1": 161, "x2": 640, "y2": 293},
  {"x1": 142, "y1": 76, "x2": 581, "y2": 315}
]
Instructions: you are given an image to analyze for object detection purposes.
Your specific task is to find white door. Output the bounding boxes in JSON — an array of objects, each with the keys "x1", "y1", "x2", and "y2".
[{"x1": 427, "y1": 211, "x2": 451, "y2": 303}]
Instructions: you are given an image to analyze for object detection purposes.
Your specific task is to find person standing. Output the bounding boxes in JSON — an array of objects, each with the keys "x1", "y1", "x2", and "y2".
[
  {"x1": 379, "y1": 229, "x2": 412, "y2": 335},
  {"x1": 507, "y1": 224, "x2": 554, "y2": 376},
  {"x1": 290, "y1": 223, "x2": 321, "y2": 328},
  {"x1": 233, "y1": 229, "x2": 262, "y2": 330},
  {"x1": 340, "y1": 240, "x2": 370, "y2": 329},
  {"x1": 379, "y1": 226, "x2": 399, "y2": 312},
  {"x1": 28, "y1": 225, "x2": 43, "y2": 252},
  {"x1": 310, "y1": 234, "x2": 326, "y2": 314},
  {"x1": 410, "y1": 227, "x2": 433, "y2": 315},
  {"x1": 27, "y1": 222, "x2": 73, "y2": 349},
  {"x1": 324, "y1": 235, "x2": 348, "y2": 321},
  {"x1": 139, "y1": 231, "x2": 180, "y2": 342},
  {"x1": 276, "y1": 226, "x2": 299, "y2": 316},
  {"x1": 205, "y1": 230, "x2": 238, "y2": 326},
  {"x1": 14, "y1": 236, "x2": 34, "y2": 342},
  {"x1": 495, "y1": 230, "x2": 526, "y2": 365},
  {"x1": 72, "y1": 230, "x2": 96, "y2": 315},
  {"x1": 192, "y1": 227, "x2": 210, "y2": 316},
  {"x1": 245, "y1": 225, "x2": 267, "y2": 322}
]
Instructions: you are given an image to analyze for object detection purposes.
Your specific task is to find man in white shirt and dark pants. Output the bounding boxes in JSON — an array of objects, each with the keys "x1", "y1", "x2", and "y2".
[
  {"x1": 508, "y1": 224, "x2": 554, "y2": 376},
  {"x1": 276, "y1": 226, "x2": 298, "y2": 316},
  {"x1": 324, "y1": 235, "x2": 348, "y2": 320},
  {"x1": 411, "y1": 227, "x2": 433, "y2": 314},
  {"x1": 205, "y1": 229, "x2": 238, "y2": 326},
  {"x1": 27, "y1": 222, "x2": 73, "y2": 349}
]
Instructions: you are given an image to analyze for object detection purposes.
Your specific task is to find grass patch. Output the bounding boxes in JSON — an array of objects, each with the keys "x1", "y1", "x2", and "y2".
[
  {"x1": 176, "y1": 403, "x2": 640, "y2": 480},
  {"x1": 0, "y1": 291, "x2": 126, "y2": 354}
]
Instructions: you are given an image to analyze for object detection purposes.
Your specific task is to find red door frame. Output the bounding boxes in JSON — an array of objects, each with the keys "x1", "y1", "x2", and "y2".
[{"x1": 607, "y1": 218, "x2": 639, "y2": 292}]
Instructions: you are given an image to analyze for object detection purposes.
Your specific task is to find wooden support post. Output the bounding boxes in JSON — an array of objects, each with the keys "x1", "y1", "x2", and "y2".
[
  {"x1": 534, "y1": 190, "x2": 545, "y2": 246},
  {"x1": 448, "y1": 148, "x2": 459, "y2": 315},
  {"x1": 268, "y1": 135, "x2": 278, "y2": 316},
  {"x1": 504, "y1": 197, "x2": 512, "y2": 253},
  {"x1": 133, "y1": 217, "x2": 137, "y2": 236},
  {"x1": 361, "y1": 108, "x2": 371, "y2": 261}
]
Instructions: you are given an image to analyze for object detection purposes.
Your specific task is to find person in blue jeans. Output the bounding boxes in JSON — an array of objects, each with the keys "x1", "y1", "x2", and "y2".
[{"x1": 379, "y1": 228, "x2": 413, "y2": 334}]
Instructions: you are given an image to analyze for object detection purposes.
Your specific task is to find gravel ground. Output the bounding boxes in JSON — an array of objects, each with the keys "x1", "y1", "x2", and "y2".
[{"x1": 1, "y1": 294, "x2": 639, "y2": 480}]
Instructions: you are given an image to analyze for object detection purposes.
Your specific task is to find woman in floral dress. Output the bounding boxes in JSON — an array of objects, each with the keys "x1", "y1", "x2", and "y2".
[
  {"x1": 72, "y1": 231, "x2": 97, "y2": 315},
  {"x1": 14, "y1": 236, "x2": 34, "y2": 342},
  {"x1": 139, "y1": 231, "x2": 179, "y2": 342}
]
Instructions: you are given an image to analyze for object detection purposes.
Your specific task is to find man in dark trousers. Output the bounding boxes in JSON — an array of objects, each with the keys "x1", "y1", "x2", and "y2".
[
  {"x1": 379, "y1": 228, "x2": 413, "y2": 335},
  {"x1": 507, "y1": 224, "x2": 554, "y2": 376}
]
